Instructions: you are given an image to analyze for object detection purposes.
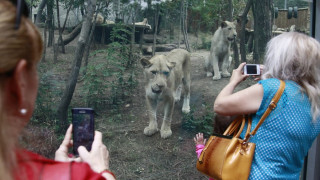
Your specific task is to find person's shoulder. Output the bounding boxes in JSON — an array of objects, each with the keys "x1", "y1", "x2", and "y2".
[
  {"x1": 258, "y1": 78, "x2": 284, "y2": 91},
  {"x1": 17, "y1": 149, "x2": 52, "y2": 163},
  {"x1": 258, "y1": 78, "x2": 280, "y2": 86}
]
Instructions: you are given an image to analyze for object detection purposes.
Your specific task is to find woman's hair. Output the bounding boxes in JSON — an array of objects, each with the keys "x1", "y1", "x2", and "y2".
[
  {"x1": 0, "y1": 1, "x2": 43, "y2": 180},
  {"x1": 262, "y1": 32, "x2": 320, "y2": 121}
]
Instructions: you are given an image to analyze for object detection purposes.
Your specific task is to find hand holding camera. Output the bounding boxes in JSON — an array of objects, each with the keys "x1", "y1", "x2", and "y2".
[
  {"x1": 243, "y1": 64, "x2": 261, "y2": 75},
  {"x1": 244, "y1": 64, "x2": 264, "y2": 81}
]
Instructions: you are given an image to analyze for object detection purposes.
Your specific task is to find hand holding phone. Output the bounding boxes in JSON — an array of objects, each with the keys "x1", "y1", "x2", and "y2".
[
  {"x1": 243, "y1": 64, "x2": 260, "y2": 75},
  {"x1": 78, "y1": 131, "x2": 110, "y2": 173},
  {"x1": 72, "y1": 108, "x2": 95, "y2": 156},
  {"x1": 55, "y1": 124, "x2": 80, "y2": 162}
]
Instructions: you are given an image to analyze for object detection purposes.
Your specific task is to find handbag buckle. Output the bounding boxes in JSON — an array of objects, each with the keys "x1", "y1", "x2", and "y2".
[
  {"x1": 243, "y1": 134, "x2": 252, "y2": 145},
  {"x1": 269, "y1": 101, "x2": 277, "y2": 110}
]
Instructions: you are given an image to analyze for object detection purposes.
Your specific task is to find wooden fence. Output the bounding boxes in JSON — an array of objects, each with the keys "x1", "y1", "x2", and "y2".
[{"x1": 274, "y1": 8, "x2": 309, "y2": 31}]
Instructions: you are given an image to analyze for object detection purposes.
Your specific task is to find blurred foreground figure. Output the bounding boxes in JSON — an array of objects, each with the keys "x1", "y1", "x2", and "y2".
[{"x1": 0, "y1": 1, "x2": 115, "y2": 179}]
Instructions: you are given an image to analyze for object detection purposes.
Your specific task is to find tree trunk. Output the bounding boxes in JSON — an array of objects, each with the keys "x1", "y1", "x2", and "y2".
[
  {"x1": 83, "y1": 4, "x2": 101, "y2": 76},
  {"x1": 184, "y1": 1, "x2": 190, "y2": 51},
  {"x1": 59, "y1": 23, "x2": 82, "y2": 46},
  {"x1": 115, "y1": 0, "x2": 120, "y2": 21},
  {"x1": 227, "y1": 0, "x2": 233, "y2": 20},
  {"x1": 152, "y1": 5, "x2": 159, "y2": 56},
  {"x1": 129, "y1": 7, "x2": 136, "y2": 67},
  {"x1": 53, "y1": 37, "x2": 58, "y2": 63},
  {"x1": 47, "y1": 0, "x2": 54, "y2": 47},
  {"x1": 56, "y1": 0, "x2": 65, "y2": 53},
  {"x1": 227, "y1": 0, "x2": 239, "y2": 67},
  {"x1": 252, "y1": 0, "x2": 273, "y2": 63},
  {"x1": 52, "y1": 13, "x2": 58, "y2": 63},
  {"x1": 41, "y1": 20, "x2": 48, "y2": 62},
  {"x1": 35, "y1": 0, "x2": 47, "y2": 24},
  {"x1": 240, "y1": 0, "x2": 252, "y2": 63},
  {"x1": 61, "y1": 5, "x2": 72, "y2": 34},
  {"x1": 30, "y1": 0, "x2": 33, "y2": 21},
  {"x1": 56, "y1": 0, "x2": 96, "y2": 133},
  {"x1": 178, "y1": 0, "x2": 182, "y2": 48},
  {"x1": 182, "y1": 0, "x2": 190, "y2": 52}
]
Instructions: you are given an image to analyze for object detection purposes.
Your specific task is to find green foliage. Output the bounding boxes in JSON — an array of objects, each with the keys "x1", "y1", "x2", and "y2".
[
  {"x1": 182, "y1": 105, "x2": 214, "y2": 136},
  {"x1": 110, "y1": 23, "x2": 132, "y2": 44},
  {"x1": 81, "y1": 41, "x2": 138, "y2": 112},
  {"x1": 186, "y1": 0, "x2": 247, "y2": 33},
  {"x1": 201, "y1": 35, "x2": 211, "y2": 50},
  {"x1": 32, "y1": 66, "x2": 61, "y2": 127}
]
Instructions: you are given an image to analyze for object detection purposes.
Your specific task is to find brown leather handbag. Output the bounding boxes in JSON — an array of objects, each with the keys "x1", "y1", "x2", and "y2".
[{"x1": 196, "y1": 80, "x2": 285, "y2": 180}]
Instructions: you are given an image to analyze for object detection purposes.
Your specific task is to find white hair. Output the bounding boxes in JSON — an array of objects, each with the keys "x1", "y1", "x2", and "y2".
[{"x1": 262, "y1": 32, "x2": 320, "y2": 121}]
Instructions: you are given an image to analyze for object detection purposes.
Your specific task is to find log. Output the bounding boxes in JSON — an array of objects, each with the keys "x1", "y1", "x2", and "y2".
[
  {"x1": 142, "y1": 44, "x2": 178, "y2": 55},
  {"x1": 59, "y1": 23, "x2": 82, "y2": 46}
]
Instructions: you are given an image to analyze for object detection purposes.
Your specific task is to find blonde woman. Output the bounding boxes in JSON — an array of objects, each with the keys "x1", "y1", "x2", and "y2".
[
  {"x1": 214, "y1": 32, "x2": 320, "y2": 179},
  {"x1": 0, "y1": 0, "x2": 115, "y2": 179}
]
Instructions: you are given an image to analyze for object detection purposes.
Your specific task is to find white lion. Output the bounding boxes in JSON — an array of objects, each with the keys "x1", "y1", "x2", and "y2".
[
  {"x1": 140, "y1": 49, "x2": 191, "y2": 139},
  {"x1": 133, "y1": 18, "x2": 152, "y2": 30},
  {"x1": 92, "y1": 13, "x2": 104, "y2": 24},
  {"x1": 205, "y1": 21, "x2": 237, "y2": 80}
]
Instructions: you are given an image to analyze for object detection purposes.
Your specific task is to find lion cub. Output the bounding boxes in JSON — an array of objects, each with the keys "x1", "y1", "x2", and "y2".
[
  {"x1": 140, "y1": 49, "x2": 191, "y2": 139},
  {"x1": 205, "y1": 21, "x2": 237, "y2": 80}
]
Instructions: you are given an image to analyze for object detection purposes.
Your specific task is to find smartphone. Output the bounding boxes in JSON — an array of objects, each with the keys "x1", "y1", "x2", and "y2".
[
  {"x1": 244, "y1": 64, "x2": 260, "y2": 75},
  {"x1": 72, "y1": 108, "x2": 95, "y2": 156}
]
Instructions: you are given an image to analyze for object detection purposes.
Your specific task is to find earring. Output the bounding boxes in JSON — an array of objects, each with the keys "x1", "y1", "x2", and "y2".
[{"x1": 20, "y1": 109, "x2": 27, "y2": 115}]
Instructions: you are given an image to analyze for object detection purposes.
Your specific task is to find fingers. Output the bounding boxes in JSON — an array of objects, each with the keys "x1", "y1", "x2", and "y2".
[
  {"x1": 194, "y1": 133, "x2": 206, "y2": 145},
  {"x1": 260, "y1": 64, "x2": 264, "y2": 72},
  {"x1": 72, "y1": 157, "x2": 82, "y2": 162},
  {"x1": 55, "y1": 125, "x2": 74, "y2": 161},
  {"x1": 78, "y1": 146, "x2": 90, "y2": 161},
  {"x1": 91, "y1": 131, "x2": 103, "y2": 151},
  {"x1": 237, "y1": 62, "x2": 246, "y2": 71},
  {"x1": 61, "y1": 124, "x2": 73, "y2": 147}
]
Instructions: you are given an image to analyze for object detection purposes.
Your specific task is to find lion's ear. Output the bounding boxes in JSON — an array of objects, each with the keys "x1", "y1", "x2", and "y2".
[
  {"x1": 166, "y1": 61, "x2": 176, "y2": 69},
  {"x1": 141, "y1": 58, "x2": 152, "y2": 68},
  {"x1": 233, "y1": 20, "x2": 238, "y2": 26},
  {"x1": 220, "y1": 21, "x2": 227, "y2": 28}
]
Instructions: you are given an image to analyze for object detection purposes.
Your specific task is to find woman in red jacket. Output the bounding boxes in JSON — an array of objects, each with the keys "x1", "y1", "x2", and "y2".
[{"x1": 0, "y1": 0, "x2": 115, "y2": 179}]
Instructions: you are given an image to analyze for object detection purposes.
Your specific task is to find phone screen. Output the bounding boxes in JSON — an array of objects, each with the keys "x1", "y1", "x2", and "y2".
[
  {"x1": 72, "y1": 108, "x2": 94, "y2": 156},
  {"x1": 245, "y1": 64, "x2": 259, "y2": 75}
]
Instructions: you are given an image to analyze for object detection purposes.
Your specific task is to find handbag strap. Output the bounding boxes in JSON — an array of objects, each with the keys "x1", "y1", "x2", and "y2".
[
  {"x1": 223, "y1": 115, "x2": 244, "y2": 136},
  {"x1": 244, "y1": 80, "x2": 285, "y2": 142}
]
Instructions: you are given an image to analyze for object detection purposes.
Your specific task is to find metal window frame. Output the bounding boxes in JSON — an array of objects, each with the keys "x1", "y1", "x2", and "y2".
[{"x1": 305, "y1": 1, "x2": 320, "y2": 180}]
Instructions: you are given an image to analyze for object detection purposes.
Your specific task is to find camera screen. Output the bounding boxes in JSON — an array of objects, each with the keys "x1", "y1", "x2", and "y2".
[
  {"x1": 246, "y1": 65, "x2": 257, "y2": 74},
  {"x1": 73, "y1": 112, "x2": 94, "y2": 155}
]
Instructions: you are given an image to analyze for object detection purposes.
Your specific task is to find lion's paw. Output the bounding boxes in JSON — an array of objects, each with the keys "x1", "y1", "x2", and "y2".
[
  {"x1": 174, "y1": 96, "x2": 181, "y2": 102},
  {"x1": 212, "y1": 75, "x2": 221, "y2": 81},
  {"x1": 206, "y1": 72, "x2": 213, "y2": 77},
  {"x1": 160, "y1": 129, "x2": 172, "y2": 139},
  {"x1": 221, "y1": 72, "x2": 231, "y2": 78},
  {"x1": 182, "y1": 106, "x2": 190, "y2": 113},
  {"x1": 144, "y1": 126, "x2": 158, "y2": 136}
]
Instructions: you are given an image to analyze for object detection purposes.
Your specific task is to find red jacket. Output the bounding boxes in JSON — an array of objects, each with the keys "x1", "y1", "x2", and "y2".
[{"x1": 15, "y1": 150, "x2": 106, "y2": 180}]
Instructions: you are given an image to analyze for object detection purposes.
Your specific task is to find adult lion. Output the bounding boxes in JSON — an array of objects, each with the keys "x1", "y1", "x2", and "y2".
[
  {"x1": 205, "y1": 21, "x2": 237, "y2": 80},
  {"x1": 140, "y1": 49, "x2": 191, "y2": 139}
]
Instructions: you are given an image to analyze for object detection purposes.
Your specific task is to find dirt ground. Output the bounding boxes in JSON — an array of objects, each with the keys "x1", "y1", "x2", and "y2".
[
  {"x1": 98, "y1": 49, "x2": 254, "y2": 180},
  {"x1": 23, "y1": 28, "x2": 256, "y2": 180}
]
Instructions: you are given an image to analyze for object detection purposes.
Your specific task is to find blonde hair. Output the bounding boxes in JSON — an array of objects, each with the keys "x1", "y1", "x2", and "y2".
[
  {"x1": 262, "y1": 32, "x2": 320, "y2": 121},
  {"x1": 0, "y1": 1, "x2": 43, "y2": 180}
]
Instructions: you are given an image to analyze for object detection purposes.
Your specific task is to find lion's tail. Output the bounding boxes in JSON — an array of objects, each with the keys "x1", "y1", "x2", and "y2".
[{"x1": 182, "y1": 52, "x2": 191, "y2": 88}]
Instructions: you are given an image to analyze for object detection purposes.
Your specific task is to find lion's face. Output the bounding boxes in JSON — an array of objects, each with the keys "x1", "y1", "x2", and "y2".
[
  {"x1": 141, "y1": 55, "x2": 176, "y2": 94},
  {"x1": 221, "y1": 21, "x2": 237, "y2": 41}
]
